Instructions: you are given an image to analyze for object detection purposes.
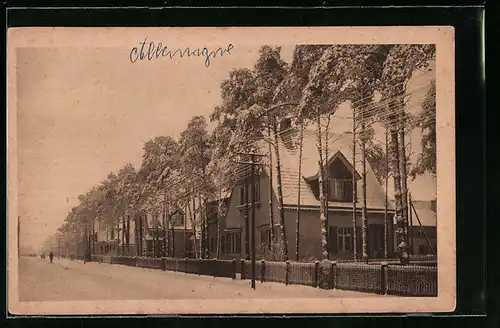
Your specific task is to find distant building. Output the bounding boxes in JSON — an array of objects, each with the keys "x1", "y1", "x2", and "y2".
[{"x1": 92, "y1": 205, "x2": 194, "y2": 258}]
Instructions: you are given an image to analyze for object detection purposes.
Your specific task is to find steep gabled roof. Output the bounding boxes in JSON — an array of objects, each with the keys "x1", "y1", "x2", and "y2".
[
  {"x1": 409, "y1": 200, "x2": 437, "y2": 227},
  {"x1": 261, "y1": 127, "x2": 392, "y2": 212}
]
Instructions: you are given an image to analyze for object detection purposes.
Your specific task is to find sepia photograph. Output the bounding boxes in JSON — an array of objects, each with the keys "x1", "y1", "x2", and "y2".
[{"x1": 7, "y1": 26, "x2": 455, "y2": 315}]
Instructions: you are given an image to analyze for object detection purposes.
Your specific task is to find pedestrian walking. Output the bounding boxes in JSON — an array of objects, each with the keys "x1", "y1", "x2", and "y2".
[{"x1": 49, "y1": 251, "x2": 54, "y2": 264}]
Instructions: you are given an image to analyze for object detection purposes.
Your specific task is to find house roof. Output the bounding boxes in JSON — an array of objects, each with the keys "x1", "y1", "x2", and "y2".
[
  {"x1": 409, "y1": 200, "x2": 437, "y2": 227},
  {"x1": 260, "y1": 127, "x2": 392, "y2": 212}
]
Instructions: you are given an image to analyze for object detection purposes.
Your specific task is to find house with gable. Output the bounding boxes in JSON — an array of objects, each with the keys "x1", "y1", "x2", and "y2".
[{"x1": 211, "y1": 117, "x2": 396, "y2": 262}]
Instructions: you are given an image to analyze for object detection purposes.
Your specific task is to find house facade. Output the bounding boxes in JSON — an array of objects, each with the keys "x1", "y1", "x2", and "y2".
[
  {"x1": 210, "y1": 124, "x2": 395, "y2": 262},
  {"x1": 405, "y1": 200, "x2": 437, "y2": 255}
]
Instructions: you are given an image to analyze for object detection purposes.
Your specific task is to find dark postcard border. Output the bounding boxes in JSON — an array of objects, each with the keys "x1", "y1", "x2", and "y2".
[{"x1": 3, "y1": 5, "x2": 489, "y2": 323}]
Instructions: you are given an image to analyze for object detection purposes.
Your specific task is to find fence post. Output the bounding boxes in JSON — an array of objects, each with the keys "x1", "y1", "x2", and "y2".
[
  {"x1": 241, "y1": 259, "x2": 245, "y2": 280},
  {"x1": 381, "y1": 262, "x2": 388, "y2": 295},
  {"x1": 260, "y1": 260, "x2": 265, "y2": 283},
  {"x1": 174, "y1": 258, "x2": 177, "y2": 272},
  {"x1": 213, "y1": 259, "x2": 217, "y2": 278},
  {"x1": 184, "y1": 257, "x2": 188, "y2": 274},
  {"x1": 331, "y1": 261, "x2": 337, "y2": 289},
  {"x1": 313, "y1": 260, "x2": 320, "y2": 288},
  {"x1": 232, "y1": 259, "x2": 236, "y2": 280},
  {"x1": 199, "y1": 258, "x2": 202, "y2": 276},
  {"x1": 285, "y1": 260, "x2": 290, "y2": 286}
]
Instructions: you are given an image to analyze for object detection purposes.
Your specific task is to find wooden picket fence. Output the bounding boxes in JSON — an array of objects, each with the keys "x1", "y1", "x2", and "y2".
[
  {"x1": 241, "y1": 259, "x2": 437, "y2": 296},
  {"x1": 80, "y1": 255, "x2": 237, "y2": 279}
]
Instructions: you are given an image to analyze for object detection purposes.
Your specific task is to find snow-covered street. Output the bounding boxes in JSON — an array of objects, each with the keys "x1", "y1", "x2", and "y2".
[{"x1": 18, "y1": 257, "x2": 381, "y2": 301}]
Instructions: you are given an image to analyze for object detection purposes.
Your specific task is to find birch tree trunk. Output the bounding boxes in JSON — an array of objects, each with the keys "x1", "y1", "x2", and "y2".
[
  {"x1": 324, "y1": 115, "x2": 330, "y2": 259},
  {"x1": 216, "y1": 184, "x2": 223, "y2": 259},
  {"x1": 352, "y1": 110, "x2": 357, "y2": 260},
  {"x1": 361, "y1": 127, "x2": 368, "y2": 261},
  {"x1": 135, "y1": 216, "x2": 139, "y2": 256},
  {"x1": 273, "y1": 123, "x2": 288, "y2": 261},
  {"x1": 203, "y1": 198, "x2": 208, "y2": 259},
  {"x1": 141, "y1": 213, "x2": 146, "y2": 257},
  {"x1": 398, "y1": 125, "x2": 409, "y2": 250},
  {"x1": 163, "y1": 209, "x2": 167, "y2": 258},
  {"x1": 126, "y1": 216, "x2": 130, "y2": 256},
  {"x1": 390, "y1": 125, "x2": 410, "y2": 264},
  {"x1": 296, "y1": 123, "x2": 304, "y2": 261},
  {"x1": 384, "y1": 126, "x2": 389, "y2": 259},
  {"x1": 316, "y1": 116, "x2": 328, "y2": 260},
  {"x1": 184, "y1": 204, "x2": 188, "y2": 258},
  {"x1": 121, "y1": 216, "x2": 125, "y2": 256},
  {"x1": 267, "y1": 123, "x2": 275, "y2": 257},
  {"x1": 191, "y1": 197, "x2": 199, "y2": 258},
  {"x1": 171, "y1": 213, "x2": 175, "y2": 258}
]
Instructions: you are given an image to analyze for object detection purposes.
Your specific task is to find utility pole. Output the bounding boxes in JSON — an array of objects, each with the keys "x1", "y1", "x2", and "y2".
[
  {"x1": 244, "y1": 165, "x2": 250, "y2": 261},
  {"x1": 235, "y1": 151, "x2": 265, "y2": 290},
  {"x1": 250, "y1": 152, "x2": 256, "y2": 290}
]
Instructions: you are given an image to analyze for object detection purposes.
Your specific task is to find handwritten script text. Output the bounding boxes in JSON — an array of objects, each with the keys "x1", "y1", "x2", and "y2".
[{"x1": 130, "y1": 38, "x2": 234, "y2": 67}]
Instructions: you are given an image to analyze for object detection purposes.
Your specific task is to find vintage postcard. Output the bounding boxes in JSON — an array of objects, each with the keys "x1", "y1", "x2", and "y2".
[{"x1": 7, "y1": 26, "x2": 455, "y2": 315}]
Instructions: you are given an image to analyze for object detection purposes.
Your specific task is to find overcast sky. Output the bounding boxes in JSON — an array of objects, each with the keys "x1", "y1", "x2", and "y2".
[{"x1": 16, "y1": 45, "x2": 435, "y2": 250}]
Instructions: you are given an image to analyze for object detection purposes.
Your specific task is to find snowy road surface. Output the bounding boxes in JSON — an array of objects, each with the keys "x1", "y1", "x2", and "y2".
[{"x1": 18, "y1": 257, "x2": 380, "y2": 301}]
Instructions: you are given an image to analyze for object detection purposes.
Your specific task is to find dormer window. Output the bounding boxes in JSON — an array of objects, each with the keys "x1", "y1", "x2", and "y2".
[
  {"x1": 172, "y1": 213, "x2": 184, "y2": 226},
  {"x1": 280, "y1": 118, "x2": 292, "y2": 132},
  {"x1": 326, "y1": 178, "x2": 354, "y2": 202}
]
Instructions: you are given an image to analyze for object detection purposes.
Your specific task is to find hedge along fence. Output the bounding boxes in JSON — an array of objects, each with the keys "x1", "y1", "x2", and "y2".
[{"x1": 240, "y1": 260, "x2": 437, "y2": 296}]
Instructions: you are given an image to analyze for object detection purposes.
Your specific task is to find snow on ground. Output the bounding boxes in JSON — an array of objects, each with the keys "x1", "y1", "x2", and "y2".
[{"x1": 18, "y1": 257, "x2": 382, "y2": 301}]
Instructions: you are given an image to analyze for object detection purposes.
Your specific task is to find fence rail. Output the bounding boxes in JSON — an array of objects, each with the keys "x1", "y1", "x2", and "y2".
[
  {"x1": 72, "y1": 255, "x2": 435, "y2": 296},
  {"x1": 77, "y1": 255, "x2": 237, "y2": 279},
  {"x1": 241, "y1": 259, "x2": 437, "y2": 296}
]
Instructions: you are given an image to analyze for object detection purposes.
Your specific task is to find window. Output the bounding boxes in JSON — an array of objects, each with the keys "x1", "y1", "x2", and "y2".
[
  {"x1": 260, "y1": 227, "x2": 270, "y2": 246},
  {"x1": 252, "y1": 182, "x2": 260, "y2": 203},
  {"x1": 260, "y1": 226, "x2": 280, "y2": 246},
  {"x1": 239, "y1": 182, "x2": 259, "y2": 205},
  {"x1": 327, "y1": 179, "x2": 353, "y2": 202},
  {"x1": 172, "y1": 213, "x2": 184, "y2": 226},
  {"x1": 224, "y1": 231, "x2": 241, "y2": 254},
  {"x1": 239, "y1": 185, "x2": 248, "y2": 205},
  {"x1": 337, "y1": 227, "x2": 353, "y2": 252},
  {"x1": 280, "y1": 118, "x2": 292, "y2": 132}
]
